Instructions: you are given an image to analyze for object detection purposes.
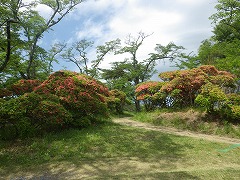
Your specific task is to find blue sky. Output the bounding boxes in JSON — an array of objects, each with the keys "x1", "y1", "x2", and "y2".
[{"x1": 37, "y1": 0, "x2": 217, "y2": 77}]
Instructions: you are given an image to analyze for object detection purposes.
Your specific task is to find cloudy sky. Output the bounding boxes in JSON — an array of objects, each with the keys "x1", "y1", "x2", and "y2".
[{"x1": 40, "y1": 0, "x2": 218, "y2": 76}]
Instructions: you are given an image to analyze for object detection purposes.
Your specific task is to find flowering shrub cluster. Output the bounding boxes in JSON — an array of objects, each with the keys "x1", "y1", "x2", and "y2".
[
  {"x1": 136, "y1": 66, "x2": 238, "y2": 116},
  {"x1": 135, "y1": 81, "x2": 167, "y2": 111},
  {"x1": 1, "y1": 70, "x2": 114, "y2": 139},
  {"x1": 34, "y1": 71, "x2": 110, "y2": 127},
  {"x1": 159, "y1": 65, "x2": 235, "y2": 107},
  {"x1": 10, "y1": 79, "x2": 42, "y2": 95}
]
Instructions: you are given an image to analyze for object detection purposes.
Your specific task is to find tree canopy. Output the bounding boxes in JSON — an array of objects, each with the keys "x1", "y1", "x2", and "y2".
[
  {"x1": 176, "y1": 0, "x2": 240, "y2": 79},
  {"x1": 0, "y1": 0, "x2": 85, "y2": 84}
]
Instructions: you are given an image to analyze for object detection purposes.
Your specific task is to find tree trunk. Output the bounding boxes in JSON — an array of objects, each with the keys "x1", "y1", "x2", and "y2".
[
  {"x1": 135, "y1": 99, "x2": 141, "y2": 112},
  {"x1": 134, "y1": 77, "x2": 141, "y2": 111},
  {"x1": 0, "y1": 20, "x2": 12, "y2": 72}
]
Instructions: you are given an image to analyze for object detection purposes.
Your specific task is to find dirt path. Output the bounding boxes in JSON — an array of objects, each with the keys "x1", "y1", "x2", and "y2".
[{"x1": 113, "y1": 117, "x2": 240, "y2": 144}]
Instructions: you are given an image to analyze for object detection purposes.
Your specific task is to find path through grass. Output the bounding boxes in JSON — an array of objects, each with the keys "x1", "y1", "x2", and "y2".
[{"x1": 1, "y1": 121, "x2": 240, "y2": 179}]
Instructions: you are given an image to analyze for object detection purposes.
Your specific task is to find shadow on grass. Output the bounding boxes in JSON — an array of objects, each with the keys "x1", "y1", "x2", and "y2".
[{"x1": 0, "y1": 122, "x2": 197, "y2": 179}]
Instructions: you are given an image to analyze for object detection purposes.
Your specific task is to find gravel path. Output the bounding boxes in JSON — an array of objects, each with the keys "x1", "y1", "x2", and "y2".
[{"x1": 113, "y1": 117, "x2": 240, "y2": 144}]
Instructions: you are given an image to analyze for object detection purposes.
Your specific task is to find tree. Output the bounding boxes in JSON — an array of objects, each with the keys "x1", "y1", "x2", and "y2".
[
  {"x1": 0, "y1": 0, "x2": 86, "y2": 81},
  {"x1": 62, "y1": 39, "x2": 120, "y2": 78},
  {"x1": 102, "y1": 32, "x2": 184, "y2": 111},
  {"x1": 0, "y1": 0, "x2": 24, "y2": 73},
  {"x1": 61, "y1": 40, "x2": 93, "y2": 74},
  {"x1": 45, "y1": 42, "x2": 66, "y2": 74},
  {"x1": 176, "y1": 0, "x2": 240, "y2": 81},
  {"x1": 210, "y1": 0, "x2": 240, "y2": 42}
]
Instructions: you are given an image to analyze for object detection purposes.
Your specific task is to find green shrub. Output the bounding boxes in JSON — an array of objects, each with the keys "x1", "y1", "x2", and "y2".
[
  {"x1": 0, "y1": 93, "x2": 72, "y2": 139},
  {"x1": 231, "y1": 105, "x2": 240, "y2": 120},
  {"x1": 227, "y1": 93, "x2": 240, "y2": 105},
  {"x1": 195, "y1": 83, "x2": 227, "y2": 113},
  {"x1": 195, "y1": 84, "x2": 240, "y2": 121},
  {"x1": 107, "y1": 89, "x2": 127, "y2": 114},
  {"x1": 221, "y1": 104, "x2": 240, "y2": 121}
]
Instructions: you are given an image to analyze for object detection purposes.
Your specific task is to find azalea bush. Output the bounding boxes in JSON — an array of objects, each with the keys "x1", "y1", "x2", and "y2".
[
  {"x1": 159, "y1": 65, "x2": 235, "y2": 107},
  {"x1": 0, "y1": 88, "x2": 13, "y2": 98},
  {"x1": 10, "y1": 79, "x2": 42, "y2": 96},
  {"x1": 0, "y1": 70, "x2": 113, "y2": 139},
  {"x1": 34, "y1": 70, "x2": 110, "y2": 127},
  {"x1": 135, "y1": 81, "x2": 166, "y2": 111},
  {"x1": 136, "y1": 65, "x2": 237, "y2": 113}
]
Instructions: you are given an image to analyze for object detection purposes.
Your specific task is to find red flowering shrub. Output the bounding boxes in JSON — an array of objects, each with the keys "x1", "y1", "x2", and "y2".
[
  {"x1": 0, "y1": 70, "x2": 113, "y2": 139},
  {"x1": 34, "y1": 70, "x2": 110, "y2": 127},
  {"x1": 10, "y1": 79, "x2": 42, "y2": 96},
  {"x1": 199, "y1": 65, "x2": 219, "y2": 76},
  {"x1": 159, "y1": 71, "x2": 177, "y2": 81},
  {"x1": 136, "y1": 65, "x2": 236, "y2": 112},
  {"x1": 27, "y1": 94, "x2": 73, "y2": 127},
  {"x1": 135, "y1": 81, "x2": 161, "y2": 100},
  {"x1": 135, "y1": 81, "x2": 166, "y2": 111},
  {"x1": 159, "y1": 65, "x2": 235, "y2": 107}
]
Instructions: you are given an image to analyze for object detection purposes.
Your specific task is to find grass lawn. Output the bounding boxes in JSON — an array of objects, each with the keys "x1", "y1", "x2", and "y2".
[{"x1": 1, "y1": 121, "x2": 240, "y2": 179}]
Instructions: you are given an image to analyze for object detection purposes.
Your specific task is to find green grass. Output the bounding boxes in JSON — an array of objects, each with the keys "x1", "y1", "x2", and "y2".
[
  {"x1": 1, "y1": 121, "x2": 240, "y2": 179},
  {"x1": 133, "y1": 108, "x2": 240, "y2": 139}
]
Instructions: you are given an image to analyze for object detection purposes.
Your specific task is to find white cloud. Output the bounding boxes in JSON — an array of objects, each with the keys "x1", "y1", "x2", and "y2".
[
  {"x1": 75, "y1": 19, "x2": 105, "y2": 39},
  {"x1": 177, "y1": 0, "x2": 204, "y2": 5},
  {"x1": 38, "y1": 0, "x2": 217, "y2": 73},
  {"x1": 35, "y1": 4, "x2": 53, "y2": 19},
  {"x1": 69, "y1": 0, "x2": 126, "y2": 20}
]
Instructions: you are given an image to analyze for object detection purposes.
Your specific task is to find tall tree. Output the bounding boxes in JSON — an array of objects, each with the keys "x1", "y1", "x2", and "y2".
[
  {"x1": 0, "y1": 0, "x2": 86, "y2": 81},
  {"x1": 61, "y1": 40, "x2": 93, "y2": 74},
  {"x1": 62, "y1": 39, "x2": 120, "y2": 78},
  {"x1": 45, "y1": 42, "x2": 66, "y2": 74},
  {"x1": 102, "y1": 32, "x2": 184, "y2": 111},
  {"x1": 210, "y1": 0, "x2": 240, "y2": 42}
]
